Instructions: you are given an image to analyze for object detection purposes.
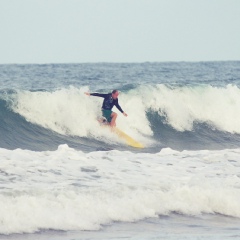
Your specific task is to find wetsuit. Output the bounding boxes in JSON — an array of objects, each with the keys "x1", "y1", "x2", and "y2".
[{"x1": 90, "y1": 93, "x2": 124, "y2": 122}]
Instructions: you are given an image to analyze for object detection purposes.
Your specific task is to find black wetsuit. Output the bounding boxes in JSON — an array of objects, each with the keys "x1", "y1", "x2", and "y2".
[{"x1": 90, "y1": 93, "x2": 124, "y2": 113}]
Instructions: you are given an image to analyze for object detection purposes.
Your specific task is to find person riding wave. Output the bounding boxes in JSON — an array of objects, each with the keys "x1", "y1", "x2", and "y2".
[{"x1": 84, "y1": 89, "x2": 127, "y2": 127}]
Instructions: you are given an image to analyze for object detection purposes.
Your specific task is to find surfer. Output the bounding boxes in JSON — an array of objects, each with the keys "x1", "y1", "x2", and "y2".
[{"x1": 84, "y1": 90, "x2": 127, "y2": 127}]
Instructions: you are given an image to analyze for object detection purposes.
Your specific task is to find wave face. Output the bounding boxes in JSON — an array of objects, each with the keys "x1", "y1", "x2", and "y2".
[
  {"x1": 1, "y1": 83, "x2": 240, "y2": 151},
  {"x1": 0, "y1": 145, "x2": 240, "y2": 234}
]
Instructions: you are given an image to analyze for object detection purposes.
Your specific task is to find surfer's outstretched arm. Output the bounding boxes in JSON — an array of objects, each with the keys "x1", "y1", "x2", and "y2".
[{"x1": 84, "y1": 92, "x2": 108, "y2": 98}]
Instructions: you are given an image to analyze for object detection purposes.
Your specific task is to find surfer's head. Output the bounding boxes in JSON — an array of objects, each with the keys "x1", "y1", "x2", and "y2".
[{"x1": 112, "y1": 89, "x2": 119, "y2": 99}]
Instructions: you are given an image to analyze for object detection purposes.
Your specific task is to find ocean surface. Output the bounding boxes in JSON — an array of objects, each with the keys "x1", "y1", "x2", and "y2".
[{"x1": 0, "y1": 61, "x2": 240, "y2": 239}]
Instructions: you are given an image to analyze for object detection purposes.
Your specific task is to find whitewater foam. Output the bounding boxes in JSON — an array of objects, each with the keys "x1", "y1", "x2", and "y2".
[
  {"x1": 2, "y1": 83, "x2": 240, "y2": 152},
  {"x1": 131, "y1": 84, "x2": 240, "y2": 133},
  {"x1": 0, "y1": 145, "x2": 240, "y2": 234},
  {"x1": 9, "y1": 87, "x2": 153, "y2": 146},
  {"x1": 9, "y1": 84, "x2": 240, "y2": 139}
]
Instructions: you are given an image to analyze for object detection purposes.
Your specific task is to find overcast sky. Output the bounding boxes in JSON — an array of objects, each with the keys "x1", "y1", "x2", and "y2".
[{"x1": 0, "y1": 0, "x2": 240, "y2": 63}]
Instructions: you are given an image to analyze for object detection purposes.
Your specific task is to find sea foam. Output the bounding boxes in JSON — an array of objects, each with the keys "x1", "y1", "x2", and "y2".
[
  {"x1": 0, "y1": 145, "x2": 240, "y2": 234},
  {"x1": 10, "y1": 84, "x2": 240, "y2": 142}
]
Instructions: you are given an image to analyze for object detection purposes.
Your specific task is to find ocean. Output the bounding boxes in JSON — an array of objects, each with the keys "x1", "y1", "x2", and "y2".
[{"x1": 0, "y1": 61, "x2": 240, "y2": 239}]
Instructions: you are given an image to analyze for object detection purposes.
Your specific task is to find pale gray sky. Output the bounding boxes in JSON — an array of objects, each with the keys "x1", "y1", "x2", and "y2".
[{"x1": 0, "y1": 0, "x2": 240, "y2": 63}]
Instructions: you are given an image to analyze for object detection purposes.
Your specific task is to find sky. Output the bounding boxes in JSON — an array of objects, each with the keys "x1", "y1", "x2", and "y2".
[{"x1": 0, "y1": 0, "x2": 240, "y2": 63}]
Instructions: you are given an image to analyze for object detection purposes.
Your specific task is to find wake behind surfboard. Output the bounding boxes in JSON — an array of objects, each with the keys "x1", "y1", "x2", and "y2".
[{"x1": 98, "y1": 118, "x2": 144, "y2": 148}]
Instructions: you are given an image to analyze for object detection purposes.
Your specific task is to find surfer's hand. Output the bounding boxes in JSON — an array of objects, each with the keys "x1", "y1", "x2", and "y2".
[
  {"x1": 123, "y1": 112, "x2": 128, "y2": 117},
  {"x1": 84, "y1": 92, "x2": 90, "y2": 96}
]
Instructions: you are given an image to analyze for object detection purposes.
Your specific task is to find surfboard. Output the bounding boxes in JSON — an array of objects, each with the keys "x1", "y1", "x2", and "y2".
[
  {"x1": 113, "y1": 127, "x2": 144, "y2": 148},
  {"x1": 98, "y1": 117, "x2": 144, "y2": 148}
]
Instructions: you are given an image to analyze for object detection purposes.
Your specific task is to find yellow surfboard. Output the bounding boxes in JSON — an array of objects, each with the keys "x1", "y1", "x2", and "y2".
[
  {"x1": 113, "y1": 127, "x2": 144, "y2": 148},
  {"x1": 98, "y1": 118, "x2": 144, "y2": 148}
]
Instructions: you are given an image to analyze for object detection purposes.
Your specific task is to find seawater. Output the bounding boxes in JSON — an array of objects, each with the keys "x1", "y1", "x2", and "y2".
[{"x1": 0, "y1": 62, "x2": 240, "y2": 239}]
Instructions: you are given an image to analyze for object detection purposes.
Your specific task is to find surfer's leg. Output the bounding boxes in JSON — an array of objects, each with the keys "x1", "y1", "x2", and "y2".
[
  {"x1": 102, "y1": 110, "x2": 112, "y2": 124},
  {"x1": 110, "y1": 112, "x2": 117, "y2": 127}
]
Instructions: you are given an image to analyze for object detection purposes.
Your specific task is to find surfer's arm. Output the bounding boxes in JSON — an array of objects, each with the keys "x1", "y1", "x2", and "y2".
[
  {"x1": 115, "y1": 100, "x2": 124, "y2": 113},
  {"x1": 88, "y1": 93, "x2": 108, "y2": 98}
]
